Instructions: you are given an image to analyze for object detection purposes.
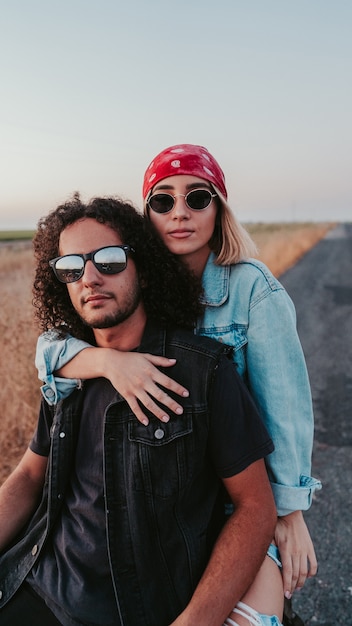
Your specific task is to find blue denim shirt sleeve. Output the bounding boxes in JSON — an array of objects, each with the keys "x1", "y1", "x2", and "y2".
[
  {"x1": 35, "y1": 331, "x2": 92, "y2": 405},
  {"x1": 198, "y1": 255, "x2": 322, "y2": 516}
]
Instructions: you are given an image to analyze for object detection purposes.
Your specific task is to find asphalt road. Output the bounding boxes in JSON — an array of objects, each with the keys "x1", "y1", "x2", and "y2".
[{"x1": 279, "y1": 223, "x2": 352, "y2": 626}]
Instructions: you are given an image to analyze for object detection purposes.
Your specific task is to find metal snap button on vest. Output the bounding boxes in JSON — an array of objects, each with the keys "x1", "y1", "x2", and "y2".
[
  {"x1": 154, "y1": 428, "x2": 165, "y2": 440},
  {"x1": 31, "y1": 544, "x2": 39, "y2": 556},
  {"x1": 59, "y1": 432, "x2": 66, "y2": 438}
]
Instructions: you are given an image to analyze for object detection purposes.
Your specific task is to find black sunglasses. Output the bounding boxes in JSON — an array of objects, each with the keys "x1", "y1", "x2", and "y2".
[
  {"x1": 147, "y1": 188, "x2": 217, "y2": 214},
  {"x1": 49, "y1": 245, "x2": 135, "y2": 284}
]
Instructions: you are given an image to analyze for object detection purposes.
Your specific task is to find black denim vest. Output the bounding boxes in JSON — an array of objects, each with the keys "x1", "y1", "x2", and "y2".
[{"x1": 0, "y1": 325, "x2": 232, "y2": 625}]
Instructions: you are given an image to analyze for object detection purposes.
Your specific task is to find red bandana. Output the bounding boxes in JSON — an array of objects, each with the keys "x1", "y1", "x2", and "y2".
[{"x1": 142, "y1": 144, "x2": 227, "y2": 199}]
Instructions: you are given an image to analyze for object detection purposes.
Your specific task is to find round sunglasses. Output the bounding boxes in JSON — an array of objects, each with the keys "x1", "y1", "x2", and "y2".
[
  {"x1": 147, "y1": 188, "x2": 217, "y2": 214},
  {"x1": 49, "y1": 245, "x2": 134, "y2": 284}
]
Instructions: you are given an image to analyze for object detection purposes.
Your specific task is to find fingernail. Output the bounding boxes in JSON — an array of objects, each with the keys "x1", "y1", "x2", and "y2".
[
  {"x1": 175, "y1": 407, "x2": 183, "y2": 415},
  {"x1": 142, "y1": 419, "x2": 149, "y2": 426},
  {"x1": 161, "y1": 415, "x2": 170, "y2": 423},
  {"x1": 284, "y1": 591, "x2": 292, "y2": 600},
  {"x1": 168, "y1": 358, "x2": 176, "y2": 363},
  {"x1": 182, "y1": 390, "x2": 189, "y2": 397}
]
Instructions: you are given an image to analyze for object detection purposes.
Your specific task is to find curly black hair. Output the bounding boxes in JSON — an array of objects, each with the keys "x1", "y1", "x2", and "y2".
[{"x1": 32, "y1": 194, "x2": 204, "y2": 342}]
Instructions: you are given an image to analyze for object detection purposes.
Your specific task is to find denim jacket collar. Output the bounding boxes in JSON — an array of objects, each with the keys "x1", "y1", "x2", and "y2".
[{"x1": 200, "y1": 252, "x2": 230, "y2": 307}]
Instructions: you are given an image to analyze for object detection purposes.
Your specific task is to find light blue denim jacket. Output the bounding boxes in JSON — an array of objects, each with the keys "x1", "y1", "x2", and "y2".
[{"x1": 36, "y1": 254, "x2": 321, "y2": 515}]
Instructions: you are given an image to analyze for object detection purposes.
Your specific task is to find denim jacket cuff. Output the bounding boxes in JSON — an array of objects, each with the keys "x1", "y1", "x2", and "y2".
[
  {"x1": 40, "y1": 377, "x2": 83, "y2": 406},
  {"x1": 271, "y1": 475, "x2": 322, "y2": 516}
]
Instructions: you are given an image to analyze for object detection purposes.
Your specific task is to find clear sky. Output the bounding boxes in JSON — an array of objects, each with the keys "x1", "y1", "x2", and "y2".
[{"x1": 1, "y1": 0, "x2": 351, "y2": 229}]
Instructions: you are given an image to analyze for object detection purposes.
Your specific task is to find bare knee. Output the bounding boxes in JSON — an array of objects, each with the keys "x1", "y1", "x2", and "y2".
[{"x1": 227, "y1": 555, "x2": 284, "y2": 625}]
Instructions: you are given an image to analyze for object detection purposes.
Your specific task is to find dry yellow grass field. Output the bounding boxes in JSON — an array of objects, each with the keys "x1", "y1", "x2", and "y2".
[
  {"x1": 0, "y1": 222, "x2": 334, "y2": 483},
  {"x1": 246, "y1": 221, "x2": 334, "y2": 277},
  {"x1": 0, "y1": 242, "x2": 40, "y2": 482}
]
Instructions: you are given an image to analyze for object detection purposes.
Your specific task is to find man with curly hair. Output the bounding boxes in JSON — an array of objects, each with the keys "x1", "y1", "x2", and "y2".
[{"x1": 0, "y1": 196, "x2": 276, "y2": 626}]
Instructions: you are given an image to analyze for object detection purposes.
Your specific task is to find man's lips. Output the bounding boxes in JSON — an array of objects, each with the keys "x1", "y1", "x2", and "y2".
[{"x1": 84, "y1": 294, "x2": 111, "y2": 305}]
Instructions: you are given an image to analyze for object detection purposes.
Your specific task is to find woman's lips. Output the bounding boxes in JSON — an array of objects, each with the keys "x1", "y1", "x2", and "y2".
[{"x1": 167, "y1": 229, "x2": 194, "y2": 239}]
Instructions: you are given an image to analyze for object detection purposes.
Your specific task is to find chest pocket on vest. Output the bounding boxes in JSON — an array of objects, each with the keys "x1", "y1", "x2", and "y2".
[{"x1": 128, "y1": 413, "x2": 195, "y2": 498}]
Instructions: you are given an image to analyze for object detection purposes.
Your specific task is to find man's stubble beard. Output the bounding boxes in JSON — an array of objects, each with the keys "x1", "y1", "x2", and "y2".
[{"x1": 78, "y1": 283, "x2": 142, "y2": 330}]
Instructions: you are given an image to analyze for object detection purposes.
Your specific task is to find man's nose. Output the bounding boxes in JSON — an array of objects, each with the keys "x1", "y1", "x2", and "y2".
[{"x1": 82, "y1": 260, "x2": 103, "y2": 285}]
